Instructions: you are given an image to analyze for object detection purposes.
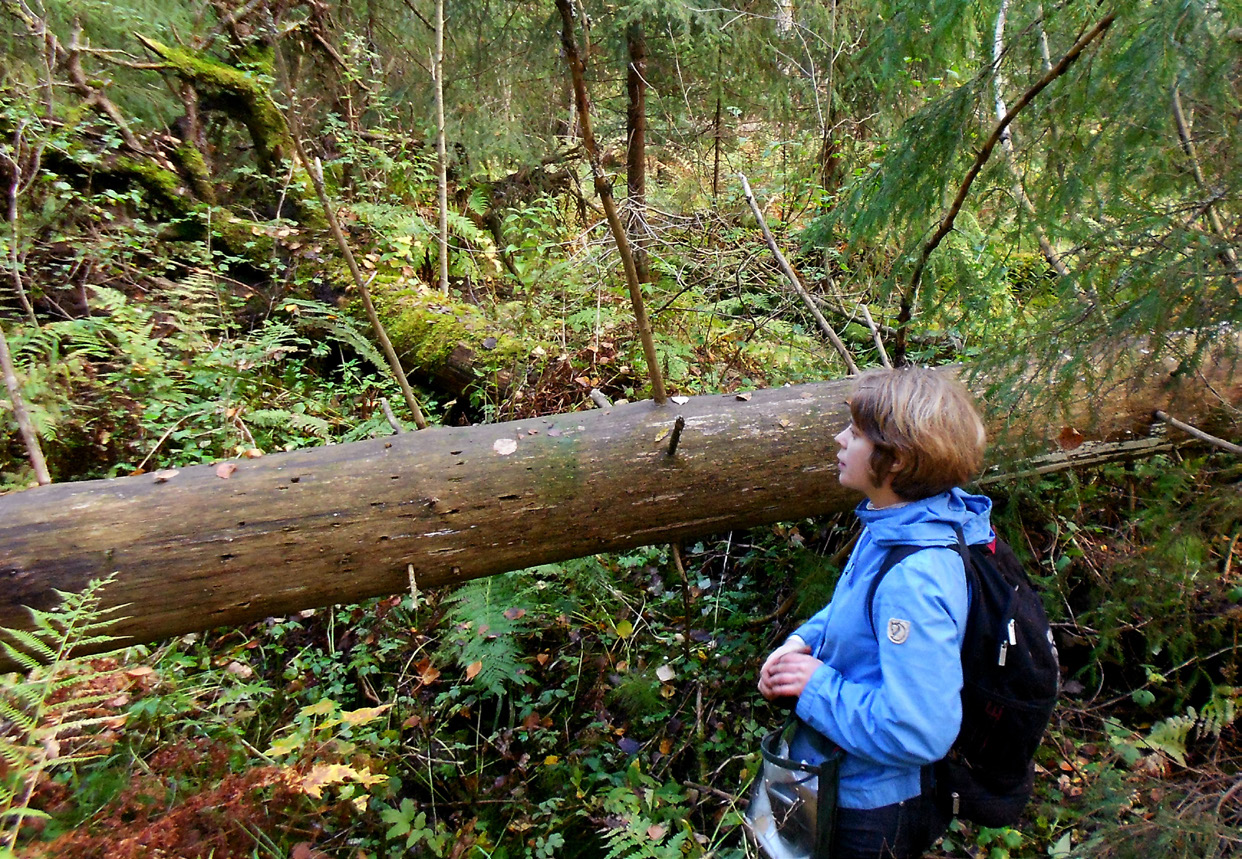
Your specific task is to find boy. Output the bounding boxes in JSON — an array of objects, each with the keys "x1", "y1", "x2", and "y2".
[{"x1": 758, "y1": 366, "x2": 991, "y2": 858}]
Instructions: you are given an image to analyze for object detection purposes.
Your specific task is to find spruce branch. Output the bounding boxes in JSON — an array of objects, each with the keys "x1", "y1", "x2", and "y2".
[{"x1": 896, "y1": 12, "x2": 1116, "y2": 363}]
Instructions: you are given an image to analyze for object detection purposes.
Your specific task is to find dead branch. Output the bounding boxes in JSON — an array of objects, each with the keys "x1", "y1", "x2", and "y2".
[
  {"x1": 1172, "y1": 85, "x2": 1238, "y2": 271},
  {"x1": 1154, "y1": 409, "x2": 1242, "y2": 455},
  {"x1": 0, "y1": 322, "x2": 50, "y2": 485},
  {"x1": 289, "y1": 129, "x2": 428, "y2": 429},
  {"x1": 738, "y1": 172, "x2": 859, "y2": 375},
  {"x1": 555, "y1": 0, "x2": 666, "y2": 404}
]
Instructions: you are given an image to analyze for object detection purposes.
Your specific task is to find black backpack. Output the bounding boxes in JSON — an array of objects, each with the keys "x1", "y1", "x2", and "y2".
[{"x1": 866, "y1": 525, "x2": 1060, "y2": 827}]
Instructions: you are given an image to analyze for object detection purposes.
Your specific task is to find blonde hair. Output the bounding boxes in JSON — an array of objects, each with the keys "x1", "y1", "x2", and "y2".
[{"x1": 848, "y1": 367, "x2": 986, "y2": 500}]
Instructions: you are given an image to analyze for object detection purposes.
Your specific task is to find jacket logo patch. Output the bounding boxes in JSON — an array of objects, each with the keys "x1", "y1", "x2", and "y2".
[{"x1": 886, "y1": 618, "x2": 911, "y2": 645}]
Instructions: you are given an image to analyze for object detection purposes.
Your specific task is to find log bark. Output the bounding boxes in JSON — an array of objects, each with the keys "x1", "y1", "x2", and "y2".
[{"x1": 0, "y1": 345, "x2": 1239, "y2": 664}]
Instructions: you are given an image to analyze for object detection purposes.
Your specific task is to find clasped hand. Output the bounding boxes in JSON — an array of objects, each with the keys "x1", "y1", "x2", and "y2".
[{"x1": 758, "y1": 636, "x2": 823, "y2": 701}]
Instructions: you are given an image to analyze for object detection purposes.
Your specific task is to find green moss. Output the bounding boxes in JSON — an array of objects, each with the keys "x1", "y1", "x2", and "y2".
[
  {"x1": 211, "y1": 214, "x2": 278, "y2": 260},
  {"x1": 171, "y1": 141, "x2": 215, "y2": 203},
  {"x1": 378, "y1": 291, "x2": 474, "y2": 368},
  {"x1": 138, "y1": 36, "x2": 291, "y2": 173},
  {"x1": 368, "y1": 280, "x2": 538, "y2": 376},
  {"x1": 113, "y1": 157, "x2": 192, "y2": 214},
  {"x1": 236, "y1": 44, "x2": 276, "y2": 77}
]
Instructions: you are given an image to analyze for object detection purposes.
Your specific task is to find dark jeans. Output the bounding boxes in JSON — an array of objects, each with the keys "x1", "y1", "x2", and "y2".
[{"x1": 830, "y1": 789, "x2": 950, "y2": 859}]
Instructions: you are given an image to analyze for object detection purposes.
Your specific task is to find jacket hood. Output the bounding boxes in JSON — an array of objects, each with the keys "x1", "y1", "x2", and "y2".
[{"x1": 855, "y1": 487, "x2": 993, "y2": 548}]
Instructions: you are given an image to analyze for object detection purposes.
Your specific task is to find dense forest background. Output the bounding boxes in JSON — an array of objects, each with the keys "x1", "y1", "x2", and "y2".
[{"x1": 0, "y1": 0, "x2": 1240, "y2": 856}]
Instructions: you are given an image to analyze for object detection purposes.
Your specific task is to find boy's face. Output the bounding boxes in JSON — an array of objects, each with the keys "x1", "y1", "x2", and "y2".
[{"x1": 834, "y1": 422, "x2": 885, "y2": 498}]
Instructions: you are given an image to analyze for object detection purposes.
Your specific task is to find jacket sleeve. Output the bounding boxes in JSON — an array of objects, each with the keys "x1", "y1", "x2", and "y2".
[
  {"x1": 794, "y1": 549, "x2": 967, "y2": 767},
  {"x1": 790, "y1": 603, "x2": 832, "y2": 652}
]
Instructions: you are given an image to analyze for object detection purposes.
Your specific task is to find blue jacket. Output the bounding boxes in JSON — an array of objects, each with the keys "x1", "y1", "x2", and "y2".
[{"x1": 787, "y1": 488, "x2": 993, "y2": 809}]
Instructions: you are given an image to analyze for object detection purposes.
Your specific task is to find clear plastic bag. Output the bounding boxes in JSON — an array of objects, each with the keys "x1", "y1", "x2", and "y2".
[{"x1": 744, "y1": 720, "x2": 842, "y2": 859}]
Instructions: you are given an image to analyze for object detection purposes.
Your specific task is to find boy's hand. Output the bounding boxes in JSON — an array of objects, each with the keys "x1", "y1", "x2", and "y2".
[{"x1": 758, "y1": 637, "x2": 817, "y2": 701}]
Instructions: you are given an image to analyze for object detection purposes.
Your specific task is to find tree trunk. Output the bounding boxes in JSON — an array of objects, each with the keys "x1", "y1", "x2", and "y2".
[
  {"x1": 434, "y1": 0, "x2": 450, "y2": 295},
  {"x1": 624, "y1": 19, "x2": 655, "y2": 297},
  {"x1": 626, "y1": 21, "x2": 647, "y2": 206},
  {"x1": 1, "y1": 343, "x2": 1239, "y2": 665}
]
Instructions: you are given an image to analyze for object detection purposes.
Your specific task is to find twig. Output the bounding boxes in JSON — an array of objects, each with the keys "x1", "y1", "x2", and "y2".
[
  {"x1": 380, "y1": 397, "x2": 404, "y2": 434},
  {"x1": 857, "y1": 303, "x2": 891, "y2": 369},
  {"x1": 555, "y1": 0, "x2": 667, "y2": 405},
  {"x1": 666, "y1": 415, "x2": 685, "y2": 457},
  {"x1": 3, "y1": 123, "x2": 38, "y2": 325},
  {"x1": 1216, "y1": 775, "x2": 1242, "y2": 816},
  {"x1": 1154, "y1": 410, "x2": 1242, "y2": 455},
  {"x1": 433, "y1": 0, "x2": 450, "y2": 295},
  {"x1": 1223, "y1": 529, "x2": 1239, "y2": 580},
  {"x1": 683, "y1": 781, "x2": 742, "y2": 805},
  {"x1": 289, "y1": 132, "x2": 428, "y2": 429},
  {"x1": 0, "y1": 322, "x2": 51, "y2": 485},
  {"x1": 671, "y1": 542, "x2": 693, "y2": 667},
  {"x1": 738, "y1": 173, "x2": 859, "y2": 375},
  {"x1": 896, "y1": 13, "x2": 1116, "y2": 363}
]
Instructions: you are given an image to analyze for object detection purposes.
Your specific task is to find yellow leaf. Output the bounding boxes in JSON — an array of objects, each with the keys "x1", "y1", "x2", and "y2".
[
  {"x1": 340, "y1": 703, "x2": 393, "y2": 726},
  {"x1": 265, "y1": 734, "x2": 304, "y2": 757},
  {"x1": 544, "y1": 755, "x2": 560, "y2": 766},
  {"x1": 465, "y1": 661, "x2": 483, "y2": 680},
  {"x1": 615, "y1": 619, "x2": 634, "y2": 639},
  {"x1": 299, "y1": 699, "x2": 338, "y2": 718},
  {"x1": 297, "y1": 763, "x2": 387, "y2": 799}
]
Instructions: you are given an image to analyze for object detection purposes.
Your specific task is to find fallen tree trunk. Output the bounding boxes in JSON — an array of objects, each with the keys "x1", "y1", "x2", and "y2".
[{"x1": 0, "y1": 349, "x2": 1238, "y2": 662}]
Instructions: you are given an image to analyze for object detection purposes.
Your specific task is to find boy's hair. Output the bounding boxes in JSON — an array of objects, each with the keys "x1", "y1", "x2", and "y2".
[{"x1": 848, "y1": 366, "x2": 986, "y2": 500}]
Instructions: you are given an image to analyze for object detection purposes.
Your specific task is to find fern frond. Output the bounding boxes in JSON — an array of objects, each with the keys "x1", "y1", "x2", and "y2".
[
  {"x1": 289, "y1": 413, "x2": 332, "y2": 437},
  {"x1": 1196, "y1": 686, "x2": 1238, "y2": 740},
  {"x1": 1143, "y1": 714, "x2": 1195, "y2": 767},
  {"x1": 443, "y1": 573, "x2": 535, "y2": 699},
  {"x1": 0, "y1": 700, "x2": 38, "y2": 736},
  {"x1": 280, "y1": 299, "x2": 390, "y2": 374},
  {"x1": 0, "y1": 743, "x2": 38, "y2": 769},
  {"x1": 0, "y1": 633, "x2": 54, "y2": 667}
]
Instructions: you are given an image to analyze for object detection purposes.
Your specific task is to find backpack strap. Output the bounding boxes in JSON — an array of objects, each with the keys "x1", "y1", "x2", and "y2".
[{"x1": 865, "y1": 524, "x2": 972, "y2": 638}]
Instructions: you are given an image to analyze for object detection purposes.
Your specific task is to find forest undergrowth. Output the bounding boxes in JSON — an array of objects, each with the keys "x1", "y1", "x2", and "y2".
[
  {"x1": 2, "y1": 0, "x2": 1241, "y2": 854},
  {"x1": 0, "y1": 130, "x2": 1238, "y2": 854},
  {"x1": 0, "y1": 453, "x2": 1239, "y2": 859}
]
